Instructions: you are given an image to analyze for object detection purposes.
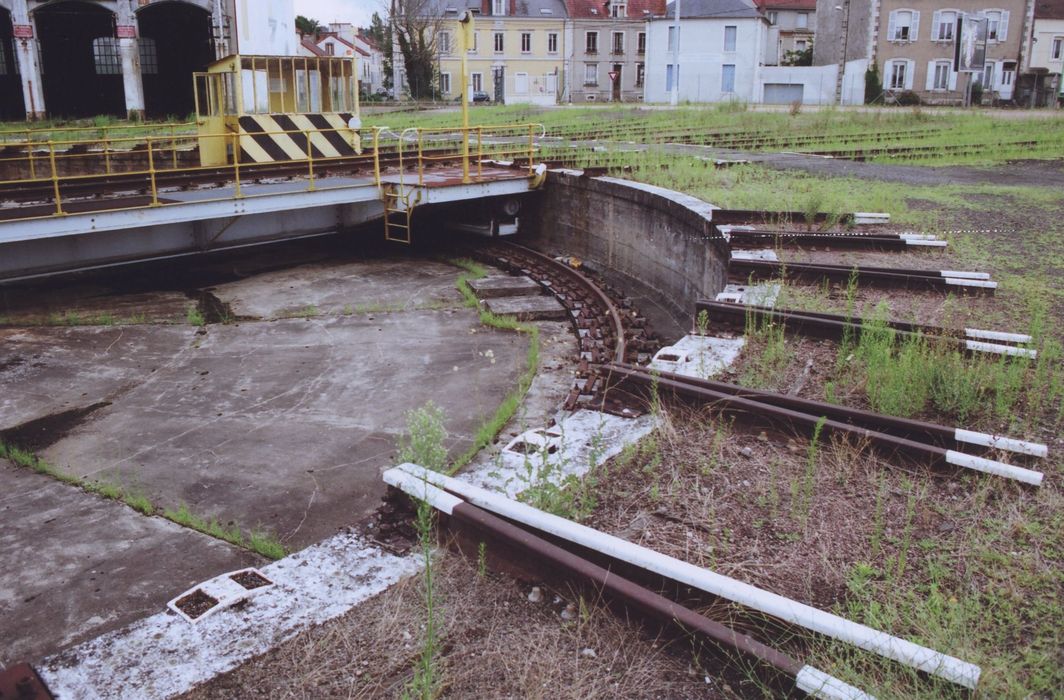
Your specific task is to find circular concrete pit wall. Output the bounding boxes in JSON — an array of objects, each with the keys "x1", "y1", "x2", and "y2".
[{"x1": 523, "y1": 171, "x2": 729, "y2": 337}]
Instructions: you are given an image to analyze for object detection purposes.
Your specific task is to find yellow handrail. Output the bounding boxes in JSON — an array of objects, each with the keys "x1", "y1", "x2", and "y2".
[{"x1": 0, "y1": 123, "x2": 544, "y2": 223}]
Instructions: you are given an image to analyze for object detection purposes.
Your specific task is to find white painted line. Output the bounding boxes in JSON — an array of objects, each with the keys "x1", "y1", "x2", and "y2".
[
  {"x1": 953, "y1": 429, "x2": 1047, "y2": 458},
  {"x1": 964, "y1": 339, "x2": 1037, "y2": 358},
  {"x1": 898, "y1": 233, "x2": 940, "y2": 241},
  {"x1": 39, "y1": 533, "x2": 423, "y2": 699},
  {"x1": 940, "y1": 270, "x2": 991, "y2": 280},
  {"x1": 944, "y1": 451, "x2": 1044, "y2": 486},
  {"x1": 384, "y1": 469, "x2": 462, "y2": 514},
  {"x1": 964, "y1": 329, "x2": 1033, "y2": 344},
  {"x1": 945, "y1": 278, "x2": 997, "y2": 289},
  {"x1": 797, "y1": 666, "x2": 876, "y2": 700},
  {"x1": 392, "y1": 464, "x2": 982, "y2": 690},
  {"x1": 904, "y1": 239, "x2": 948, "y2": 247}
]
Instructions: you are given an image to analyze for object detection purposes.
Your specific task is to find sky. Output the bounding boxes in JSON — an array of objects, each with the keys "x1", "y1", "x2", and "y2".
[{"x1": 293, "y1": 0, "x2": 383, "y2": 28}]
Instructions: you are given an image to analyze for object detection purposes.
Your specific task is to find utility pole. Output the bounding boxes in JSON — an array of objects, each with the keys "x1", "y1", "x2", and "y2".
[
  {"x1": 390, "y1": 0, "x2": 403, "y2": 98},
  {"x1": 834, "y1": 0, "x2": 851, "y2": 104},
  {"x1": 670, "y1": 0, "x2": 681, "y2": 105}
]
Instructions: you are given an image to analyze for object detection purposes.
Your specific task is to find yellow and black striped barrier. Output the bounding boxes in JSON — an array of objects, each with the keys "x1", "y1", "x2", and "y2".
[{"x1": 237, "y1": 113, "x2": 361, "y2": 164}]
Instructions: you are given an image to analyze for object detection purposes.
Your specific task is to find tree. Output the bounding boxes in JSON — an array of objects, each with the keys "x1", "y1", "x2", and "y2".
[
  {"x1": 781, "y1": 44, "x2": 813, "y2": 67},
  {"x1": 390, "y1": 0, "x2": 442, "y2": 100},
  {"x1": 367, "y1": 12, "x2": 394, "y2": 89},
  {"x1": 296, "y1": 15, "x2": 322, "y2": 37},
  {"x1": 864, "y1": 63, "x2": 883, "y2": 104}
]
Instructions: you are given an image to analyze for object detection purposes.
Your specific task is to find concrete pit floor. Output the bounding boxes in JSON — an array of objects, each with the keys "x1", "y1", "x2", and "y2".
[{"x1": 0, "y1": 248, "x2": 531, "y2": 665}]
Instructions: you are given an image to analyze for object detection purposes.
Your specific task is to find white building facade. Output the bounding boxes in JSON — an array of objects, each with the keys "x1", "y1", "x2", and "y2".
[{"x1": 644, "y1": 0, "x2": 768, "y2": 102}]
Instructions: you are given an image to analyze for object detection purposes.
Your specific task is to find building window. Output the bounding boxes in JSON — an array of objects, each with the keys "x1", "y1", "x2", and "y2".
[
  {"x1": 932, "y1": 61, "x2": 950, "y2": 89},
  {"x1": 934, "y1": 10, "x2": 956, "y2": 41},
  {"x1": 612, "y1": 31, "x2": 624, "y2": 54},
  {"x1": 584, "y1": 63, "x2": 598, "y2": 85},
  {"x1": 795, "y1": 39, "x2": 807, "y2": 50},
  {"x1": 521, "y1": 32, "x2": 531, "y2": 53},
  {"x1": 440, "y1": 72, "x2": 451, "y2": 94},
  {"x1": 1001, "y1": 61, "x2": 1015, "y2": 85},
  {"x1": 797, "y1": 12, "x2": 808, "y2": 29},
  {"x1": 324, "y1": 42, "x2": 335, "y2": 55},
  {"x1": 1053, "y1": 37, "x2": 1063, "y2": 60},
  {"x1": 0, "y1": 43, "x2": 6, "y2": 75},
  {"x1": 636, "y1": 62, "x2": 644, "y2": 86},
  {"x1": 665, "y1": 64, "x2": 678, "y2": 91},
  {"x1": 492, "y1": 0, "x2": 506, "y2": 16},
  {"x1": 438, "y1": 31, "x2": 451, "y2": 54},
  {"x1": 637, "y1": 31, "x2": 646, "y2": 53},
  {"x1": 888, "y1": 60, "x2": 908, "y2": 89},
  {"x1": 981, "y1": 62, "x2": 994, "y2": 87},
  {"x1": 139, "y1": 37, "x2": 158, "y2": 75},
  {"x1": 984, "y1": 10, "x2": 1004, "y2": 41},
  {"x1": 611, "y1": 3, "x2": 627, "y2": 17},
  {"x1": 767, "y1": 10, "x2": 778, "y2": 25},
  {"x1": 469, "y1": 32, "x2": 478, "y2": 53},
  {"x1": 494, "y1": 32, "x2": 504, "y2": 53},
  {"x1": 721, "y1": 63, "x2": 735, "y2": 92},
  {"x1": 586, "y1": 31, "x2": 598, "y2": 54},
  {"x1": 93, "y1": 37, "x2": 122, "y2": 75},
  {"x1": 724, "y1": 25, "x2": 736, "y2": 52},
  {"x1": 667, "y1": 26, "x2": 678, "y2": 52},
  {"x1": 548, "y1": 32, "x2": 558, "y2": 53},
  {"x1": 889, "y1": 10, "x2": 918, "y2": 42},
  {"x1": 471, "y1": 72, "x2": 483, "y2": 91}
]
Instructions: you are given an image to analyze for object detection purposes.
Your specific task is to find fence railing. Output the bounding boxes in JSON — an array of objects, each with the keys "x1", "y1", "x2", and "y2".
[{"x1": 0, "y1": 123, "x2": 545, "y2": 222}]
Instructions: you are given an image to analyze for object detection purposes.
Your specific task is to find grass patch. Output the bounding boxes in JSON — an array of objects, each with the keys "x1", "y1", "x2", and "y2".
[
  {"x1": 448, "y1": 258, "x2": 540, "y2": 473},
  {"x1": 0, "y1": 440, "x2": 285, "y2": 560}
]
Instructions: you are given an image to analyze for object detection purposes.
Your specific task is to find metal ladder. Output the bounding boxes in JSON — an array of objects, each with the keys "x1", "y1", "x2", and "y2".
[{"x1": 382, "y1": 183, "x2": 419, "y2": 244}]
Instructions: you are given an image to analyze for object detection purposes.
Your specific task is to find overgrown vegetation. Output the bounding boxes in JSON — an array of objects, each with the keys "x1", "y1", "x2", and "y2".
[
  {"x1": 0, "y1": 440, "x2": 286, "y2": 559},
  {"x1": 448, "y1": 258, "x2": 540, "y2": 472}
]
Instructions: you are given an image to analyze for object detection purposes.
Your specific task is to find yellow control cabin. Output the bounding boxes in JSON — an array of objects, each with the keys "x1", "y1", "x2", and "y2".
[{"x1": 193, "y1": 55, "x2": 361, "y2": 167}]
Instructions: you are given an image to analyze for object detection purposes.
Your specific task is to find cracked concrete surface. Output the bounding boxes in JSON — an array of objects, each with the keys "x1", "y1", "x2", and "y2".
[{"x1": 0, "y1": 254, "x2": 530, "y2": 665}]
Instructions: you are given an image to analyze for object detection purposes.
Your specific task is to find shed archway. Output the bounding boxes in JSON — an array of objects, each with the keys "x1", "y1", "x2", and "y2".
[
  {"x1": 0, "y1": 7, "x2": 26, "y2": 120},
  {"x1": 34, "y1": 0, "x2": 124, "y2": 118},
  {"x1": 137, "y1": 1, "x2": 213, "y2": 119}
]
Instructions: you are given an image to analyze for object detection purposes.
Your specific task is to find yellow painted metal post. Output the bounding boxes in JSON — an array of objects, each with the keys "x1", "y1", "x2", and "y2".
[
  {"x1": 305, "y1": 130, "x2": 316, "y2": 190},
  {"x1": 477, "y1": 126, "x2": 483, "y2": 179},
  {"x1": 459, "y1": 11, "x2": 474, "y2": 184},
  {"x1": 147, "y1": 137, "x2": 159, "y2": 206},
  {"x1": 417, "y1": 129, "x2": 424, "y2": 186},
  {"x1": 373, "y1": 128, "x2": 382, "y2": 195},
  {"x1": 104, "y1": 133, "x2": 112, "y2": 175},
  {"x1": 171, "y1": 124, "x2": 178, "y2": 169},
  {"x1": 528, "y1": 123, "x2": 534, "y2": 176},
  {"x1": 47, "y1": 140, "x2": 62, "y2": 216},
  {"x1": 232, "y1": 133, "x2": 242, "y2": 198},
  {"x1": 26, "y1": 130, "x2": 35, "y2": 180}
]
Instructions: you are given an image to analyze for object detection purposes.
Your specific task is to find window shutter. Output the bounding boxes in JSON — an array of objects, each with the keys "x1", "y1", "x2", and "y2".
[
  {"x1": 906, "y1": 60, "x2": 915, "y2": 89},
  {"x1": 911, "y1": 11, "x2": 920, "y2": 40},
  {"x1": 999, "y1": 11, "x2": 1009, "y2": 41},
  {"x1": 888, "y1": 12, "x2": 897, "y2": 40},
  {"x1": 931, "y1": 10, "x2": 940, "y2": 40},
  {"x1": 882, "y1": 62, "x2": 891, "y2": 89},
  {"x1": 948, "y1": 64, "x2": 957, "y2": 90},
  {"x1": 925, "y1": 60, "x2": 936, "y2": 90}
]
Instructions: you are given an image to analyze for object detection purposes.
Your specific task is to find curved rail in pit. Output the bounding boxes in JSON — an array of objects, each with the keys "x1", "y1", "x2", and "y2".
[{"x1": 473, "y1": 240, "x2": 630, "y2": 365}]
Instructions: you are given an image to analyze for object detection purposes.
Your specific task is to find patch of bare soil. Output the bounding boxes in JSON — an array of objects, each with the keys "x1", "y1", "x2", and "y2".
[{"x1": 179, "y1": 552, "x2": 716, "y2": 699}]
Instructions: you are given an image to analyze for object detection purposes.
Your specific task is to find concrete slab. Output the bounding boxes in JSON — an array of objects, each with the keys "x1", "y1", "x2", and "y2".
[
  {"x1": 483, "y1": 295, "x2": 568, "y2": 321},
  {"x1": 467, "y1": 275, "x2": 543, "y2": 299},
  {"x1": 0, "y1": 459, "x2": 258, "y2": 665},
  {"x1": 0, "y1": 325, "x2": 193, "y2": 429},
  {"x1": 39, "y1": 311, "x2": 528, "y2": 548},
  {"x1": 213, "y1": 259, "x2": 465, "y2": 319}
]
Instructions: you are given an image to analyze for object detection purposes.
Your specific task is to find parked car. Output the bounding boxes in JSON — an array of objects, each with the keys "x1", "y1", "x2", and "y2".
[{"x1": 472, "y1": 90, "x2": 491, "y2": 103}]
